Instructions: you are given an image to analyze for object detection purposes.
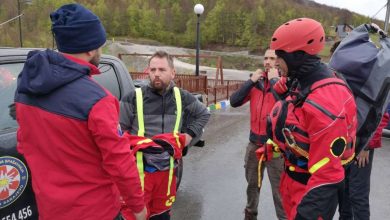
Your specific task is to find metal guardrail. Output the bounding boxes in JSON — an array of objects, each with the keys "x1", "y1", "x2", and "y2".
[{"x1": 119, "y1": 53, "x2": 225, "y2": 84}]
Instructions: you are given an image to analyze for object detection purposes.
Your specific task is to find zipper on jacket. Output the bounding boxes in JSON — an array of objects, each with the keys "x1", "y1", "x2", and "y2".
[
  {"x1": 162, "y1": 94, "x2": 165, "y2": 132},
  {"x1": 257, "y1": 78, "x2": 267, "y2": 132}
]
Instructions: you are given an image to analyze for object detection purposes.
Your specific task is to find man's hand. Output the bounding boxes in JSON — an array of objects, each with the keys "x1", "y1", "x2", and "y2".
[
  {"x1": 184, "y1": 133, "x2": 193, "y2": 146},
  {"x1": 355, "y1": 150, "x2": 370, "y2": 168},
  {"x1": 133, "y1": 206, "x2": 147, "y2": 220},
  {"x1": 250, "y1": 69, "x2": 263, "y2": 83},
  {"x1": 268, "y1": 67, "x2": 280, "y2": 80}
]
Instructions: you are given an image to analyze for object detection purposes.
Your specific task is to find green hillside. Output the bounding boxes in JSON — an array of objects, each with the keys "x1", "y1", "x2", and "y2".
[{"x1": 0, "y1": 0, "x2": 383, "y2": 51}]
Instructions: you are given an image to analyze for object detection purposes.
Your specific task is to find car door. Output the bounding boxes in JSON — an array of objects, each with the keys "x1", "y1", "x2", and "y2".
[{"x1": 0, "y1": 60, "x2": 38, "y2": 220}]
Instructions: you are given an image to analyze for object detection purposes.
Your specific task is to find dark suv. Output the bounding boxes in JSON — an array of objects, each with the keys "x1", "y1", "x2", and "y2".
[{"x1": 0, "y1": 48, "x2": 204, "y2": 220}]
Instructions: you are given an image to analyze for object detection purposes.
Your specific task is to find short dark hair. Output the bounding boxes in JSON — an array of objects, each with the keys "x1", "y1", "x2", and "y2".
[
  {"x1": 330, "y1": 41, "x2": 341, "y2": 55},
  {"x1": 149, "y1": 51, "x2": 174, "y2": 69}
]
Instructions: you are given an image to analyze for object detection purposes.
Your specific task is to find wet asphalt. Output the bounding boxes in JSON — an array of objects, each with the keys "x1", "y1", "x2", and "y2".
[{"x1": 171, "y1": 104, "x2": 390, "y2": 220}]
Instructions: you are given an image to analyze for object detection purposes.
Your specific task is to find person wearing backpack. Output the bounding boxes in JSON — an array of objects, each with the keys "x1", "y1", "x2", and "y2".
[
  {"x1": 339, "y1": 113, "x2": 389, "y2": 220},
  {"x1": 328, "y1": 35, "x2": 390, "y2": 220},
  {"x1": 267, "y1": 18, "x2": 358, "y2": 220}
]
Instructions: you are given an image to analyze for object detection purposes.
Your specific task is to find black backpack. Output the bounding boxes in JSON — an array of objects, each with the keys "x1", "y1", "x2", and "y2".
[{"x1": 329, "y1": 24, "x2": 390, "y2": 153}]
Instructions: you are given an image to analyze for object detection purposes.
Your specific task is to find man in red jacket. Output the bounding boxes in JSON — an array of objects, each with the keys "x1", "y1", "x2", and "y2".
[
  {"x1": 14, "y1": 4, "x2": 146, "y2": 220},
  {"x1": 268, "y1": 18, "x2": 357, "y2": 220},
  {"x1": 339, "y1": 113, "x2": 389, "y2": 220},
  {"x1": 230, "y1": 49, "x2": 287, "y2": 220}
]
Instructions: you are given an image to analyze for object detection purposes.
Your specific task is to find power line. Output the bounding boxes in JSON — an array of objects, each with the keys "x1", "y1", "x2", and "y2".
[
  {"x1": 371, "y1": 2, "x2": 387, "y2": 20},
  {"x1": 0, "y1": 14, "x2": 24, "y2": 27}
]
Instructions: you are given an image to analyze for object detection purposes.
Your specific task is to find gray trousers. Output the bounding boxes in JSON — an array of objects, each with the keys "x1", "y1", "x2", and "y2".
[{"x1": 244, "y1": 142, "x2": 286, "y2": 220}]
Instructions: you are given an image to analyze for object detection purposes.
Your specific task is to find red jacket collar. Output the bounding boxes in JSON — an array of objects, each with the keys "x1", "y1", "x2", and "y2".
[{"x1": 62, "y1": 54, "x2": 100, "y2": 75}]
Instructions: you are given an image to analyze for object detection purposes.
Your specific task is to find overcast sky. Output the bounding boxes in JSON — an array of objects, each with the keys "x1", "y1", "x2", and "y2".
[{"x1": 313, "y1": 0, "x2": 388, "y2": 21}]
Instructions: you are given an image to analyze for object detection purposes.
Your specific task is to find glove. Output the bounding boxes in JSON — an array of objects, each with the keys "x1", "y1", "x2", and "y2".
[
  {"x1": 255, "y1": 147, "x2": 266, "y2": 161},
  {"x1": 366, "y1": 23, "x2": 387, "y2": 38},
  {"x1": 273, "y1": 76, "x2": 288, "y2": 94},
  {"x1": 119, "y1": 197, "x2": 137, "y2": 220}
]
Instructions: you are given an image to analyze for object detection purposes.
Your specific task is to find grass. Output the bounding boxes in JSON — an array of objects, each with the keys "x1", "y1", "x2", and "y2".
[{"x1": 177, "y1": 55, "x2": 262, "y2": 71}]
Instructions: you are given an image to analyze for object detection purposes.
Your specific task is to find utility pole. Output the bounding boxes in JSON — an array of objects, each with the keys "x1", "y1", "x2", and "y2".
[
  {"x1": 385, "y1": 0, "x2": 390, "y2": 33},
  {"x1": 17, "y1": 0, "x2": 23, "y2": 47},
  {"x1": 194, "y1": 4, "x2": 204, "y2": 76}
]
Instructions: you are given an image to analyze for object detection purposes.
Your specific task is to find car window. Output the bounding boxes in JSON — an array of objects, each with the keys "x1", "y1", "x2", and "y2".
[
  {"x1": 0, "y1": 61, "x2": 121, "y2": 132},
  {"x1": 94, "y1": 63, "x2": 121, "y2": 99},
  {"x1": 0, "y1": 63, "x2": 21, "y2": 131}
]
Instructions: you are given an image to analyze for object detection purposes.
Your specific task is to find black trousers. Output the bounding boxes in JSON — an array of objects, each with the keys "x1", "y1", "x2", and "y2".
[
  {"x1": 114, "y1": 213, "x2": 124, "y2": 220},
  {"x1": 339, "y1": 149, "x2": 374, "y2": 220},
  {"x1": 150, "y1": 210, "x2": 170, "y2": 220}
]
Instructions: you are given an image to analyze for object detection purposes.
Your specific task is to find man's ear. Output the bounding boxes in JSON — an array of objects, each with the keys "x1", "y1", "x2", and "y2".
[
  {"x1": 85, "y1": 50, "x2": 96, "y2": 60},
  {"x1": 172, "y1": 68, "x2": 176, "y2": 78}
]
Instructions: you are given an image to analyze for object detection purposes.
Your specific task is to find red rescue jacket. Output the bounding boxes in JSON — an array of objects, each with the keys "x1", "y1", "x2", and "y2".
[
  {"x1": 368, "y1": 113, "x2": 389, "y2": 149},
  {"x1": 15, "y1": 50, "x2": 144, "y2": 220},
  {"x1": 128, "y1": 133, "x2": 186, "y2": 160},
  {"x1": 230, "y1": 74, "x2": 287, "y2": 145},
  {"x1": 269, "y1": 77, "x2": 357, "y2": 189}
]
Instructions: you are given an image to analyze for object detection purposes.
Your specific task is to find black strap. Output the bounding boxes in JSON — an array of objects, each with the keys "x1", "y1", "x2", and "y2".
[
  {"x1": 286, "y1": 124, "x2": 309, "y2": 137},
  {"x1": 269, "y1": 78, "x2": 282, "y2": 101},
  {"x1": 285, "y1": 166, "x2": 311, "y2": 185},
  {"x1": 274, "y1": 100, "x2": 289, "y2": 143}
]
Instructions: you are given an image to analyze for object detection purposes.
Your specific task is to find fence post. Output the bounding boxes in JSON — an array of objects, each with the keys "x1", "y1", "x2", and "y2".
[
  {"x1": 196, "y1": 76, "x2": 200, "y2": 92},
  {"x1": 214, "y1": 87, "x2": 217, "y2": 104},
  {"x1": 203, "y1": 75, "x2": 207, "y2": 94},
  {"x1": 218, "y1": 56, "x2": 224, "y2": 84},
  {"x1": 226, "y1": 81, "x2": 229, "y2": 100}
]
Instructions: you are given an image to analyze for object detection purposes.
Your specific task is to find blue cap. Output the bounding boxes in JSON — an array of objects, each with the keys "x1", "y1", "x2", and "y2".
[{"x1": 50, "y1": 4, "x2": 106, "y2": 53}]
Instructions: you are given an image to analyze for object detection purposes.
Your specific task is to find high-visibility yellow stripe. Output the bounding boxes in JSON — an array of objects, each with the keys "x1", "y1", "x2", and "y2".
[
  {"x1": 309, "y1": 157, "x2": 330, "y2": 174},
  {"x1": 167, "y1": 156, "x2": 174, "y2": 196},
  {"x1": 341, "y1": 153, "x2": 355, "y2": 165},
  {"x1": 136, "y1": 151, "x2": 144, "y2": 191},
  {"x1": 135, "y1": 88, "x2": 144, "y2": 137},
  {"x1": 137, "y1": 138, "x2": 153, "y2": 145},
  {"x1": 266, "y1": 138, "x2": 278, "y2": 148},
  {"x1": 173, "y1": 87, "x2": 182, "y2": 148}
]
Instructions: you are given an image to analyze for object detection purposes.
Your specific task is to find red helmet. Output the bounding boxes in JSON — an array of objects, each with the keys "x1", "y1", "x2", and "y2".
[{"x1": 270, "y1": 18, "x2": 325, "y2": 55}]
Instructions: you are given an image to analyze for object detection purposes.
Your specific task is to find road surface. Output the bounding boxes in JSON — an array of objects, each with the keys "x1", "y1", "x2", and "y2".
[{"x1": 172, "y1": 104, "x2": 390, "y2": 220}]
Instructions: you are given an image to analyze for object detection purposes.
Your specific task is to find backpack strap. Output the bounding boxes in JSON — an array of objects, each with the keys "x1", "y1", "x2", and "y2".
[{"x1": 269, "y1": 78, "x2": 282, "y2": 101}]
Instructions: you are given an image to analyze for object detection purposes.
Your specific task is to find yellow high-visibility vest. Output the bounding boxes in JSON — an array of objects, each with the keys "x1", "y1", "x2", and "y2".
[{"x1": 135, "y1": 87, "x2": 182, "y2": 196}]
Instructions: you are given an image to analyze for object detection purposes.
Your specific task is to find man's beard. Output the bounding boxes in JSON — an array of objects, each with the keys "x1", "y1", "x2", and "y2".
[
  {"x1": 151, "y1": 78, "x2": 169, "y2": 92},
  {"x1": 90, "y1": 54, "x2": 100, "y2": 67}
]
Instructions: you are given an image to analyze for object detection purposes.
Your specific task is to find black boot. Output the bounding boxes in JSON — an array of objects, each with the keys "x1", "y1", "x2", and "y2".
[{"x1": 244, "y1": 208, "x2": 257, "y2": 220}]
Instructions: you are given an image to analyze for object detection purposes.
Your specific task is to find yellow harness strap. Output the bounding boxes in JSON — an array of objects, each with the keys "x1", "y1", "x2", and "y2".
[
  {"x1": 167, "y1": 156, "x2": 175, "y2": 196},
  {"x1": 135, "y1": 88, "x2": 145, "y2": 137},
  {"x1": 173, "y1": 87, "x2": 182, "y2": 149},
  {"x1": 167, "y1": 87, "x2": 182, "y2": 196},
  {"x1": 136, "y1": 151, "x2": 144, "y2": 191},
  {"x1": 258, "y1": 154, "x2": 264, "y2": 188},
  {"x1": 135, "y1": 87, "x2": 182, "y2": 196}
]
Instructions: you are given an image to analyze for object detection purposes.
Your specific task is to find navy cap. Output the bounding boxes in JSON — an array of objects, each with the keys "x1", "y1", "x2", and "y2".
[{"x1": 50, "y1": 4, "x2": 106, "y2": 53}]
